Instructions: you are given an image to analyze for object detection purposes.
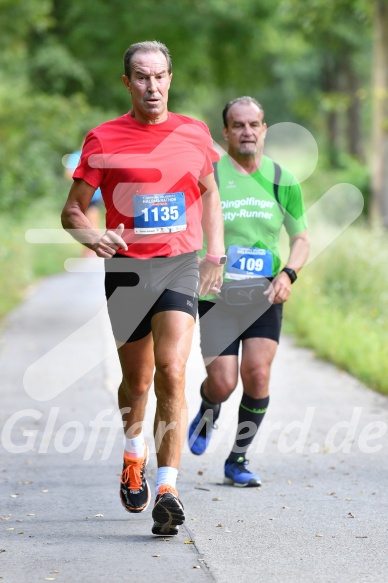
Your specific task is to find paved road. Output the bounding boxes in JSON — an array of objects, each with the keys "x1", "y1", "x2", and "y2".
[{"x1": 1, "y1": 261, "x2": 387, "y2": 583}]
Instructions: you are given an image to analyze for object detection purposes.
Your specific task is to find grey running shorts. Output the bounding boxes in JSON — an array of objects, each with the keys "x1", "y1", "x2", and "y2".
[{"x1": 105, "y1": 252, "x2": 199, "y2": 343}]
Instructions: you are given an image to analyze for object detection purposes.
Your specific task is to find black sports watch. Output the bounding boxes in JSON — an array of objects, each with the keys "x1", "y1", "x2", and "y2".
[{"x1": 281, "y1": 267, "x2": 297, "y2": 284}]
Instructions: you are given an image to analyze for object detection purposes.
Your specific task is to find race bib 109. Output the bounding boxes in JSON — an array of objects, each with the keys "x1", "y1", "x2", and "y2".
[
  {"x1": 133, "y1": 192, "x2": 187, "y2": 234},
  {"x1": 225, "y1": 245, "x2": 273, "y2": 279}
]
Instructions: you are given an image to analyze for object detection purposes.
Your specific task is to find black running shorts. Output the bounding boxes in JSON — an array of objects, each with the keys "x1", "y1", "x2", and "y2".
[
  {"x1": 105, "y1": 252, "x2": 199, "y2": 343},
  {"x1": 198, "y1": 298, "x2": 283, "y2": 358}
]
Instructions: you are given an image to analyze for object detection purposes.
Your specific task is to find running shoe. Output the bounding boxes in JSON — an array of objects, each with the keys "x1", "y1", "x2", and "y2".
[
  {"x1": 120, "y1": 445, "x2": 151, "y2": 513},
  {"x1": 151, "y1": 485, "x2": 185, "y2": 536},
  {"x1": 224, "y1": 456, "x2": 261, "y2": 487},
  {"x1": 188, "y1": 406, "x2": 220, "y2": 455}
]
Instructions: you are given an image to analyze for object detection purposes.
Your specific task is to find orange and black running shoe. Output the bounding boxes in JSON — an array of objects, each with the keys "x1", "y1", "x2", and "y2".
[
  {"x1": 119, "y1": 445, "x2": 150, "y2": 513},
  {"x1": 151, "y1": 485, "x2": 185, "y2": 536}
]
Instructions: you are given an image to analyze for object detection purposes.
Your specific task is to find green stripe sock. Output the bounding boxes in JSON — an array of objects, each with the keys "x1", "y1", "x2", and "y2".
[{"x1": 228, "y1": 394, "x2": 269, "y2": 461}]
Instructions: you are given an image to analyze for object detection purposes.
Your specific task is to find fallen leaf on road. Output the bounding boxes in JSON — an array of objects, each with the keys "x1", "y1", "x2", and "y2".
[
  {"x1": 348, "y1": 512, "x2": 355, "y2": 518},
  {"x1": 10, "y1": 494, "x2": 19, "y2": 498},
  {"x1": 184, "y1": 540, "x2": 195, "y2": 544},
  {"x1": 94, "y1": 514, "x2": 104, "y2": 518},
  {"x1": 197, "y1": 471, "x2": 203, "y2": 476},
  {"x1": 212, "y1": 497, "x2": 222, "y2": 501},
  {"x1": 193, "y1": 566, "x2": 201, "y2": 569},
  {"x1": 216, "y1": 524, "x2": 222, "y2": 527},
  {"x1": 5, "y1": 528, "x2": 14, "y2": 531},
  {"x1": 152, "y1": 554, "x2": 160, "y2": 557},
  {"x1": 314, "y1": 534, "x2": 324, "y2": 537},
  {"x1": 41, "y1": 489, "x2": 49, "y2": 493}
]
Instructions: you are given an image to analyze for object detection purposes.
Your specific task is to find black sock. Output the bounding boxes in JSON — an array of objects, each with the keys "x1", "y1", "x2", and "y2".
[
  {"x1": 228, "y1": 394, "x2": 269, "y2": 462},
  {"x1": 199, "y1": 382, "x2": 221, "y2": 417},
  {"x1": 197, "y1": 382, "x2": 221, "y2": 437}
]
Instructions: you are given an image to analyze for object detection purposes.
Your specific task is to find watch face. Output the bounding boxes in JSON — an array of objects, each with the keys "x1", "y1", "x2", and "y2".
[{"x1": 220, "y1": 256, "x2": 227, "y2": 265}]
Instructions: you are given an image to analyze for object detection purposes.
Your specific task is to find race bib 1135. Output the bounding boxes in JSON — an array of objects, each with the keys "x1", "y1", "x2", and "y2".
[{"x1": 133, "y1": 192, "x2": 187, "y2": 234}]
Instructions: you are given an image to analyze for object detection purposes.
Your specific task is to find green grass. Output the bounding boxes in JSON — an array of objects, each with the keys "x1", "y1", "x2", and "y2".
[
  {"x1": 0, "y1": 198, "x2": 81, "y2": 319},
  {"x1": 285, "y1": 224, "x2": 388, "y2": 395}
]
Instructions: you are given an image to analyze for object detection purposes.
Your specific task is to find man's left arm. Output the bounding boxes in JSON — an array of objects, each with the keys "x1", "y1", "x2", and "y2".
[
  {"x1": 265, "y1": 230, "x2": 310, "y2": 304},
  {"x1": 198, "y1": 173, "x2": 225, "y2": 297}
]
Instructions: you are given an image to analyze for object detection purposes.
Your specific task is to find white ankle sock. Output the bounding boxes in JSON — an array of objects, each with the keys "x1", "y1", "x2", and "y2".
[
  {"x1": 155, "y1": 467, "x2": 178, "y2": 495},
  {"x1": 124, "y1": 431, "x2": 145, "y2": 458}
]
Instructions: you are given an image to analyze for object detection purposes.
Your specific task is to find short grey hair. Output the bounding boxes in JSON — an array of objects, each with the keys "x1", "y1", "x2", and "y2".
[
  {"x1": 222, "y1": 96, "x2": 264, "y2": 127},
  {"x1": 123, "y1": 41, "x2": 172, "y2": 77}
]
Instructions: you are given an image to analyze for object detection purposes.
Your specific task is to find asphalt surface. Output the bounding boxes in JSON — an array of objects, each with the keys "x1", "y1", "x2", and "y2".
[{"x1": 1, "y1": 260, "x2": 387, "y2": 583}]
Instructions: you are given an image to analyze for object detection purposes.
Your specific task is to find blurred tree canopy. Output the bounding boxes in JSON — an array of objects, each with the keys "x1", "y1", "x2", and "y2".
[{"x1": 1, "y1": 0, "x2": 382, "y2": 219}]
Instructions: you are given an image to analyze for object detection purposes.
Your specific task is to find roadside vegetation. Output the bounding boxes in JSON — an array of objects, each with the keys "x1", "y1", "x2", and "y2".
[
  {"x1": 1, "y1": 0, "x2": 387, "y2": 396},
  {"x1": 0, "y1": 193, "x2": 80, "y2": 319},
  {"x1": 285, "y1": 223, "x2": 388, "y2": 395},
  {"x1": 282, "y1": 159, "x2": 388, "y2": 396}
]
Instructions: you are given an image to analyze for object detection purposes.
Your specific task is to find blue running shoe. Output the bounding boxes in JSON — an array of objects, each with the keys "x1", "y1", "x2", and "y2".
[
  {"x1": 188, "y1": 407, "x2": 219, "y2": 455},
  {"x1": 224, "y1": 456, "x2": 261, "y2": 487}
]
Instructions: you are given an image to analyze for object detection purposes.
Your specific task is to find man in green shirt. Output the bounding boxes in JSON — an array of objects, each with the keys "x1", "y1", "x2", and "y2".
[{"x1": 188, "y1": 96, "x2": 310, "y2": 486}]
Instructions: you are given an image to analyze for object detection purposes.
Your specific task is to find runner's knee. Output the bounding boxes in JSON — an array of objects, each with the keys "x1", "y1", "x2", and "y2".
[
  {"x1": 154, "y1": 360, "x2": 186, "y2": 395},
  {"x1": 240, "y1": 364, "x2": 270, "y2": 395},
  {"x1": 119, "y1": 375, "x2": 151, "y2": 400},
  {"x1": 206, "y1": 376, "x2": 236, "y2": 403}
]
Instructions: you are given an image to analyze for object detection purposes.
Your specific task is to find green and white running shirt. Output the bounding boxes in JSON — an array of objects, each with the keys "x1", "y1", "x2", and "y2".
[{"x1": 201, "y1": 154, "x2": 307, "y2": 299}]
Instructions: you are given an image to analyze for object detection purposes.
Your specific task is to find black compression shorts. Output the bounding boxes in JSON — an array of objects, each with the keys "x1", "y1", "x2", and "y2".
[
  {"x1": 105, "y1": 252, "x2": 199, "y2": 343},
  {"x1": 198, "y1": 298, "x2": 283, "y2": 357}
]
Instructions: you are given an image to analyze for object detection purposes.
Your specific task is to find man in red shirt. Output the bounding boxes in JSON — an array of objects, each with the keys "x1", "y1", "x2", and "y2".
[{"x1": 61, "y1": 41, "x2": 225, "y2": 536}]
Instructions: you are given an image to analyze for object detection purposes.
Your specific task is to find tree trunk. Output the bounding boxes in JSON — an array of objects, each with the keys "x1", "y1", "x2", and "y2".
[
  {"x1": 370, "y1": 0, "x2": 388, "y2": 226},
  {"x1": 345, "y1": 60, "x2": 364, "y2": 162},
  {"x1": 321, "y1": 55, "x2": 342, "y2": 167}
]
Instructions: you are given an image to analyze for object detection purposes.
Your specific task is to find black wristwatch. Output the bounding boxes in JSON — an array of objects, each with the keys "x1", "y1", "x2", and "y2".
[{"x1": 281, "y1": 267, "x2": 297, "y2": 284}]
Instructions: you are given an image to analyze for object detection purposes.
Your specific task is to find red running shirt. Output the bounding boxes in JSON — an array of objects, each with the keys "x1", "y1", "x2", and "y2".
[{"x1": 73, "y1": 112, "x2": 220, "y2": 258}]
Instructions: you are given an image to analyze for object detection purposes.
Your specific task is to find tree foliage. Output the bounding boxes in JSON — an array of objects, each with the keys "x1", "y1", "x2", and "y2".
[{"x1": 0, "y1": 0, "x2": 378, "y2": 216}]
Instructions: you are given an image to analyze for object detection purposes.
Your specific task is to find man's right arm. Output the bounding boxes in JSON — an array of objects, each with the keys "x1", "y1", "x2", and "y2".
[{"x1": 61, "y1": 179, "x2": 127, "y2": 258}]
